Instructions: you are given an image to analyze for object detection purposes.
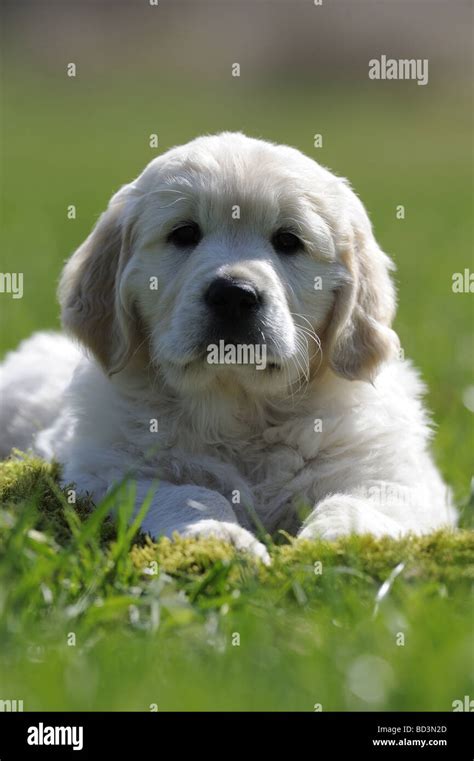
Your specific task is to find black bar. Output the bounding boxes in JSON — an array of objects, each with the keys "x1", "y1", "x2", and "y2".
[{"x1": 0, "y1": 711, "x2": 472, "y2": 758}]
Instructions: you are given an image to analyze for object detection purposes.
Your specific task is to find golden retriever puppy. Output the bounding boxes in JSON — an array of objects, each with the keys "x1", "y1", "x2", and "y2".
[{"x1": 0, "y1": 133, "x2": 456, "y2": 562}]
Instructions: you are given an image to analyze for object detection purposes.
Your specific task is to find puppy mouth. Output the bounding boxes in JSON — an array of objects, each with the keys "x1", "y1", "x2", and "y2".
[
  {"x1": 175, "y1": 356, "x2": 282, "y2": 372},
  {"x1": 160, "y1": 322, "x2": 289, "y2": 378}
]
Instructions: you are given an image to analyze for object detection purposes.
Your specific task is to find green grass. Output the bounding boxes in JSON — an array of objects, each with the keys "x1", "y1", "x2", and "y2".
[
  {"x1": 0, "y1": 69, "x2": 473, "y2": 710},
  {"x1": 0, "y1": 455, "x2": 472, "y2": 711}
]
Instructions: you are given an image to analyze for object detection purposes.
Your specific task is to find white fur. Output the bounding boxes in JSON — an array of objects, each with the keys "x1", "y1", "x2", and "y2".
[{"x1": 0, "y1": 133, "x2": 456, "y2": 561}]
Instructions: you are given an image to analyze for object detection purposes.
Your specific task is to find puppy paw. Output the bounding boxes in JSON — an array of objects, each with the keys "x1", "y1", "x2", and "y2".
[
  {"x1": 182, "y1": 519, "x2": 271, "y2": 565},
  {"x1": 297, "y1": 496, "x2": 402, "y2": 541}
]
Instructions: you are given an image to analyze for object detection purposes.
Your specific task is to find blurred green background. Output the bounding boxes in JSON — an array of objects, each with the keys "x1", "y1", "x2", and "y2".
[{"x1": 0, "y1": 0, "x2": 473, "y2": 712}]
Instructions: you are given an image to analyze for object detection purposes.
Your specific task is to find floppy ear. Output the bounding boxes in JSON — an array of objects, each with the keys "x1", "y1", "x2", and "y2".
[
  {"x1": 326, "y1": 223, "x2": 399, "y2": 382},
  {"x1": 58, "y1": 189, "x2": 142, "y2": 374}
]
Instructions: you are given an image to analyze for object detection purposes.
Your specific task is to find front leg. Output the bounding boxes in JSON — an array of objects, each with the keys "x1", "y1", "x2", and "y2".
[
  {"x1": 297, "y1": 468, "x2": 455, "y2": 541},
  {"x1": 296, "y1": 477, "x2": 447, "y2": 541},
  {"x1": 298, "y1": 492, "x2": 403, "y2": 541},
  {"x1": 133, "y1": 481, "x2": 270, "y2": 564}
]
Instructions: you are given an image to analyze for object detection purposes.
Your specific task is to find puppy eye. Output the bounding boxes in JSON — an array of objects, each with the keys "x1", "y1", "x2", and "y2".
[
  {"x1": 168, "y1": 223, "x2": 202, "y2": 248},
  {"x1": 271, "y1": 229, "x2": 303, "y2": 255}
]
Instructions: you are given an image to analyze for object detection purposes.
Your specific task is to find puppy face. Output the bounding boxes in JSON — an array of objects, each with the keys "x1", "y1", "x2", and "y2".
[{"x1": 60, "y1": 133, "x2": 399, "y2": 398}]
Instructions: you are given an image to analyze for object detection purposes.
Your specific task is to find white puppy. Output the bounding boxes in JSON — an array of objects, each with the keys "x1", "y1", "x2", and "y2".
[{"x1": 0, "y1": 133, "x2": 455, "y2": 561}]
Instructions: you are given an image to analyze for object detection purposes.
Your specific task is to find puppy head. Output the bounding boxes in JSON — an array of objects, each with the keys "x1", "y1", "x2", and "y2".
[{"x1": 59, "y1": 132, "x2": 399, "y2": 396}]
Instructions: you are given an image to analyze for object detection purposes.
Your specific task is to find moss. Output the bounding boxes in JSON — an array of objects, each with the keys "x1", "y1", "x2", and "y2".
[
  {"x1": 1, "y1": 454, "x2": 473, "y2": 591},
  {"x1": 273, "y1": 532, "x2": 474, "y2": 584},
  {"x1": 0, "y1": 452, "x2": 61, "y2": 502},
  {"x1": 130, "y1": 534, "x2": 237, "y2": 576},
  {"x1": 0, "y1": 452, "x2": 115, "y2": 544},
  {"x1": 130, "y1": 531, "x2": 474, "y2": 598}
]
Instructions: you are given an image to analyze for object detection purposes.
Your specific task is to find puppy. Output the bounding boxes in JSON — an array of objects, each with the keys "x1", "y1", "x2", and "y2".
[{"x1": 0, "y1": 133, "x2": 455, "y2": 561}]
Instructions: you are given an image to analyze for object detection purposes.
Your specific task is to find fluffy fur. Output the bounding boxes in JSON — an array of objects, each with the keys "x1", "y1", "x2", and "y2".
[{"x1": 0, "y1": 133, "x2": 455, "y2": 561}]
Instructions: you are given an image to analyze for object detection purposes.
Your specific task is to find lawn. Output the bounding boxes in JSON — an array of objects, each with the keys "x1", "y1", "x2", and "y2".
[
  {"x1": 0, "y1": 456, "x2": 472, "y2": 711},
  {"x1": 0, "y1": 71, "x2": 473, "y2": 711}
]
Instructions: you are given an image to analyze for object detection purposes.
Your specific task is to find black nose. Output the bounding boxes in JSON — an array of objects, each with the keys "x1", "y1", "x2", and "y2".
[{"x1": 204, "y1": 277, "x2": 261, "y2": 320}]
